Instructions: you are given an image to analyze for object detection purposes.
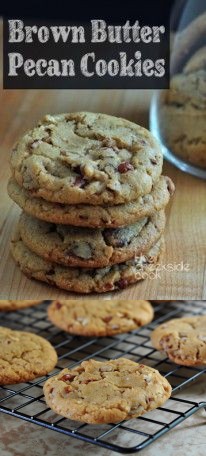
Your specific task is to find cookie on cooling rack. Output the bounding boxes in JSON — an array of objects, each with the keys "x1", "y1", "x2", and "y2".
[
  {"x1": 0, "y1": 327, "x2": 57, "y2": 384},
  {"x1": 151, "y1": 315, "x2": 206, "y2": 366},
  {"x1": 0, "y1": 300, "x2": 42, "y2": 311},
  {"x1": 48, "y1": 299, "x2": 154, "y2": 337},
  {"x1": 43, "y1": 358, "x2": 172, "y2": 424}
]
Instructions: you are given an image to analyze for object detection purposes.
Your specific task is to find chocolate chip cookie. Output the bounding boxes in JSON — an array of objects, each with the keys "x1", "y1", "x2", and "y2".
[
  {"x1": 10, "y1": 112, "x2": 163, "y2": 205},
  {"x1": 18, "y1": 210, "x2": 165, "y2": 268},
  {"x1": 10, "y1": 229, "x2": 164, "y2": 293},
  {"x1": 151, "y1": 316, "x2": 206, "y2": 366},
  {"x1": 48, "y1": 299, "x2": 154, "y2": 336},
  {"x1": 0, "y1": 300, "x2": 41, "y2": 311},
  {"x1": 0, "y1": 327, "x2": 57, "y2": 384},
  {"x1": 43, "y1": 358, "x2": 172, "y2": 424},
  {"x1": 8, "y1": 176, "x2": 174, "y2": 228}
]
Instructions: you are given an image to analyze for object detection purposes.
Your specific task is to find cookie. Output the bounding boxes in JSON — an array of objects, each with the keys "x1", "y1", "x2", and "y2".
[
  {"x1": 171, "y1": 13, "x2": 206, "y2": 73},
  {"x1": 10, "y1": 112, "x2": 163, "y2": 205},
  {"x1": 0, "y1": 300, "x2": 41, "y2": 311},
  {"x1": 0, "y1": 326, "x2": 57, "y2": 384},
  {"x1": 43, "y1": 358, "x2": 172, "y2": 424},
  {"x1": 10, "y1": 230, "x2": 163, "y2": 294},
  {"x1": 151, "y1": 316, "x2": 206, "y2": 366},
  {"x1": 48, "y1": 300, "x2": 154, "y2": 336},
  {"x1": 184, "y1": 46, "x2": 206, "y2": 74},
  {"x1": 8, "y1": 176, "x2": 174, "y2": 228},
  {"x1": 18, "y1": 210, "x2": 165, "y2": 268},
  {"x1": 159, "y1": 69, "x2": 206, "y2": 168},
  {"x1": 165, "y1": 70, "x2": 206, "y2": 110}
]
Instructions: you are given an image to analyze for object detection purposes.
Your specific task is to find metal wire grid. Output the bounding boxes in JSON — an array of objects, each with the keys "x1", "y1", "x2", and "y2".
[{"x1": 0, "y1": 300, "x2": 206, "y2": 454}]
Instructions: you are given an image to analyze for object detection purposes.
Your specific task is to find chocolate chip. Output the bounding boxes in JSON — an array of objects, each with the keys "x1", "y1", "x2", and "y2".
[{"x1": 118, "y1": 162, "x2": 134, "y2": 173}]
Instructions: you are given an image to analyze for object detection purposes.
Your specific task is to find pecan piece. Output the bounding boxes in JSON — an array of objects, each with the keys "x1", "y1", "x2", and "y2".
[
  {"x1": 68, "y1": 242, "x2": 92, "y2": 260},
  {"x1": 115, "y1": 278, "x2": 129, "y2": 289},
  {"x1": 60, "y1": 373, "x2": 76, "y2": 382},
  {"x1": 55, "y1": 301, "x2": 62, "y2": 309},
  {"x1": 118, "y1": 162, "x2": 134, "y2": 173},
  {"x1": 73, "y1": 176, "x2": 86, "y2": 188}
]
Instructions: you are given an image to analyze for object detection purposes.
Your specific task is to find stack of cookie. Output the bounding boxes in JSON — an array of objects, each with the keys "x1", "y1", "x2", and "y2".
[{"x1": 8, "y1": 112, "x2": 175, "y2": 294}]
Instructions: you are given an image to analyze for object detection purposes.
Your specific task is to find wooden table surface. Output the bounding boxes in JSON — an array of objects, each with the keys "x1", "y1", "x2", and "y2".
[{"x1": 0, "y1": 23, "x2": 206, "y2": 300}]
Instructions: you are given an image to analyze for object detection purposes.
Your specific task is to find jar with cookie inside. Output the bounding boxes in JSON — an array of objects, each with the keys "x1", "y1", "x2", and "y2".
[{"x1": 150, "y1": 0, "x2": 206, "y2": 179}]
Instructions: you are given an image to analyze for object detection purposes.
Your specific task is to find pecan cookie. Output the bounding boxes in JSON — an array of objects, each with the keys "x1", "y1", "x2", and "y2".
[
  {"x1": 151, "y1": 316, "x2": 206, "y2": 366},
  {"x1": 10, "y1": 112, "x2": 163, "y2": 205},
  {"x1": 18, "y1": 210, "x2": 165, "y2": 268},
  {"x1": 0, "y1": 300, "x2": 41, "y2": 311},
  {"x1": 10, "y1": 230, "x2": 163, "y2": 294},
  {"x1": 160, "y1": 47, "x2": 206, "y2": 168},
  {"x1": 0, "y1": 327, "x2": 57, "y2": 384},
  {"x1": 48, "y1": 299, "x2": 154, "y2": 336},
  {"x1": 43, "y1": 358, "x2": 172, "y2": 424},
  {"x1": 8, "y1": 176, "x2": 174, "y2": 228},
  {"x1": 184, "y1": 46, "x2": 206, "y2": 74}
]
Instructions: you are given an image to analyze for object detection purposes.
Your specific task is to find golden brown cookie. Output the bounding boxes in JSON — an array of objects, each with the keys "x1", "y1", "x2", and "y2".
[
  {"x1": 10, "y1": 112, "x2": 163, "y2": 205},
  {"x1": 0, "y1": 300, "x2": 41, "y2": 312},
  {"x1": 151, "y1": 316, "x2": 206, "y2": 366},
  {"x1": 0, "y1": 327, "x2": 57, "y2": 384},
  {"x1": 8, "y1": 175, "x2": 174, "y2": 228},
  {"x1": 159, "y1": 62, "x2": 206, "y2": 168},
  {"x1": 10, "y1": 229, "x2": 163, "y2": 294},
  {"x1": 48, "y1": 300, "x2": 154, "y2": 336},
  {"x1": 184, "y1": 46, "x2": 206, "y2": 74},
  {"x1": 18, "y1": 210, "x2": 165, "y2": 268},
  {"x1": 43, "y1": 358, "x2": 172, "y2": 424}
]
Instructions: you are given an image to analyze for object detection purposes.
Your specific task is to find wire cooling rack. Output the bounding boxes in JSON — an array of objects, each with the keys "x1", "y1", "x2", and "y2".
[{"x1": 0, "y1": 301, "x2": 206, "y2": 454}]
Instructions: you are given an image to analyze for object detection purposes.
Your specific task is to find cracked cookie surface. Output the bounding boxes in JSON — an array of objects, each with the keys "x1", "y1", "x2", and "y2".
[
  {"x1": 48, "y1": 299, "x2": 154, "y2": 336},
  {"x1": 19, "y1": 210, "x2": 165, "y2": 268},
  {"x1": 8, "y1": 176, "x2": 174, "y2": 228},
  {"x1": 10, "y1": 112, "x2": 163, "y2": 205},
  {"x1": 151, "y1": 316, "x2": 206, "y2": 366},
  {"x1": 43, "y1": 358, "x2": 172, "y2": 424},
  {"x1": 0, "y1": 300, "x2": 41, "y2": 311},
  {"x1": 0, "y1": 327, "x2": 57, "y2": 384},
  {"x1": 10, "y1": 230, "x2": 163, "y2": 293}
]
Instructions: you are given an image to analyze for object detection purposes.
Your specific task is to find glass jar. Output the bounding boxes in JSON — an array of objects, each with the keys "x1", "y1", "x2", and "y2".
[{"x1": 150, "y1": 0, "x2": 206, "y2": 179}]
